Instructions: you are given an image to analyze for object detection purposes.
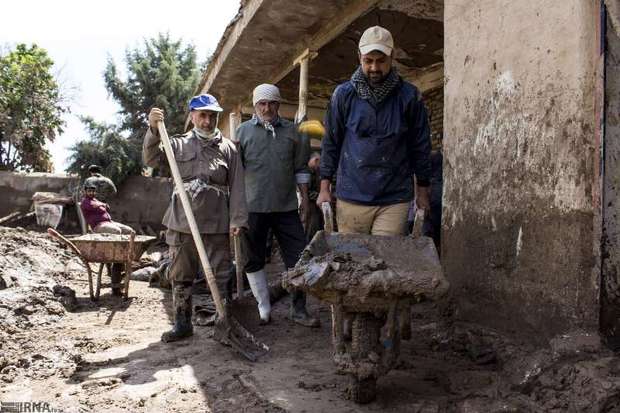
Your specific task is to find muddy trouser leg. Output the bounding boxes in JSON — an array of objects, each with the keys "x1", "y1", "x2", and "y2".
[
  {"x1": 202, "y1": 233, "x2": 233, "y2": 301},
  {"x1": 272, "y1": 211, "x2": 319, "y2": 327},
  {"x1": 244, "y1": 213, "x2": 270, "y2": 274},
  {"x1": 162, "y1": 231, "x2": 198, "y2": 342},
  {"x1": 110, "y1": 264, "x2": 123, "y2": 296}
]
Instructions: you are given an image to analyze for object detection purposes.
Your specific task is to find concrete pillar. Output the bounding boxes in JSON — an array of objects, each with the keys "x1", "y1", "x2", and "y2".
[
  {"x1": 443, "y1": 0, "x2": 601, "y2": 341},
  {"x1": 229, "y1": 111, "x2": 241, "y2": 143},
  {"x1": 295, "y1": 56, "x2": 309, "y2": 124}
]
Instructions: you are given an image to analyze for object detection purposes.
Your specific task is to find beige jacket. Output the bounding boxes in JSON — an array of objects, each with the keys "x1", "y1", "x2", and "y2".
[{"x1": 143, "y1": 127, "x2": 248, "y2": 234}]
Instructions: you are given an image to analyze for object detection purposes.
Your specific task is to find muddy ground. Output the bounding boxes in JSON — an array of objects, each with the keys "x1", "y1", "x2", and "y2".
[{"x1": 1, "y1": 226, "x2": 620, "y2": 412}]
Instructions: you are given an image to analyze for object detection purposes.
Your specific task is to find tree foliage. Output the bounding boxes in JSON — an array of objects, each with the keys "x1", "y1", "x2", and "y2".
[
  {"x1": 66, "y1": 117, "x2": 142, "y2": 183},
  {"x1": 68, "y1": 33, "x2": 200, "y2": 183},
  {"x1": 104, "y1": 33, "x2": 200, "y2": 139},
  {"x1": 0, "y1": 44, "x2": 68, "y2": 172}
]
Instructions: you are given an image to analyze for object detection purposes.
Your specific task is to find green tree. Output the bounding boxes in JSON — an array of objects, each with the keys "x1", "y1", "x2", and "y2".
[
  {"x1": 66, "y1": 117, "x2": 142, "y2": 183},
  {"x1": 0, "y1": 44, "x2": 68, "y2": 171},
  {"x1": 68, "y1": 33, "x2": 200, "y2": 182},
  {"x1": 104, "y1": 33, "x2": 200, "y2": 139}
]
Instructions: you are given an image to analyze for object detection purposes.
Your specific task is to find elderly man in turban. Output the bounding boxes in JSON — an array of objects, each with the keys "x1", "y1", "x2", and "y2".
[{"x1": 236, "y1": 83, "x2": 319, "y2": 327}]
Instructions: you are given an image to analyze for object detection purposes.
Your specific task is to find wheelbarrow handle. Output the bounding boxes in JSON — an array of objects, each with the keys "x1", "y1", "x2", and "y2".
[
  {"x1": 47, "y1": 228, "x2": 83, "y2": 258},
  {"x1": 411, "y1": 208, "x2": 426, "y2": 238},
  {"x1": 321, "y1": 202, "x2": 334, "y2": 234}
]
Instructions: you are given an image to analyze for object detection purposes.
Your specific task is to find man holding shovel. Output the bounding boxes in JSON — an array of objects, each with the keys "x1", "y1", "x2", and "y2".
[
  {"x1": 143, "y1": 94, "x2": 248, "y2": 343},
  {"x1": 237, "y1": 83, "x2": 319, "y2": 327}
]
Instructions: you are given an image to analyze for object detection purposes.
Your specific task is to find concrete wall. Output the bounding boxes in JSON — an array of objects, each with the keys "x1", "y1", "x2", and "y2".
[
  {"x1": 1, "y1": 172, "x2": 171, "y2": 231},
  {"x1": 0, "y1": 171, "x2": 79, "y2": 217},
  {"x1": 443, "y1": 0, "x2": 601, "y2": 341},
  {"x1": 107, "y1": 175, "x2": 171, "y2": 231}
]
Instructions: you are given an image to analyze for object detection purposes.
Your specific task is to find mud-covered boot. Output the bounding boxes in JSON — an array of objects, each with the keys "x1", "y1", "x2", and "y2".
[
  {"x1": 161, "y1": 282, "x2": 193, "y2": 342},
  {"x1": 247, "y1": 269, "x2": 271, "y2": 324},
  {"x1": 289, "y1": 291, "x2": 320, "y2": 328}
]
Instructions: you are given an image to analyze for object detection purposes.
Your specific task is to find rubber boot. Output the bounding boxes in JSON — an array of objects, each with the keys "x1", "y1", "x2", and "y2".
[
  {"x1": 161, "y1": 282, "x2": 193, "y2": 342},
  {"x1": 289, "y1": 291, "x2": 320, "y2": 328},
  {"x1": 247, "y1": 269, "x2": 271, "y2": 324}
]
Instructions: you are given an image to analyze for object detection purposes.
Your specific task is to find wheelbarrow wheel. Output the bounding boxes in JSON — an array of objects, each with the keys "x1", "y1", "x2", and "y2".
[
  {"x1": 348, "y1": 376, "x2": 377, "y2": 404},
  {"x1": 351, "y1": 313, "x2": 381, "y2": 358},
  {"x1": 110, "y1": 264, "x2": 123, "y2": 297},
  {"x1": 348, "y1": 313, "x2": 381, "y2": 404}
]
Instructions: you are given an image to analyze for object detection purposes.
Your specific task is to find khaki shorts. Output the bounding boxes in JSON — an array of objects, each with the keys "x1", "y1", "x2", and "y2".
[{"x1": 336, "y1": 199, "x2": 409, "y2": 236}]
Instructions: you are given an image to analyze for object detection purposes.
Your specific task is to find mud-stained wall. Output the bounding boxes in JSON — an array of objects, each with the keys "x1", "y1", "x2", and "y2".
[
  {"x1": 443, "y1": 1, "x2": 600, "y2": 341},
  {"x1": 0, "y1": 172, "x2": 171, "y2": 231},
  {"x1": 107, "y1": 175, "x2": 171, "y2": 231}
]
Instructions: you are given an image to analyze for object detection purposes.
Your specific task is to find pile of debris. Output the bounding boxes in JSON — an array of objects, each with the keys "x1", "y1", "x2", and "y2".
[{"x1": 0, "y1": 227, "x2": 82, "y2": 383}]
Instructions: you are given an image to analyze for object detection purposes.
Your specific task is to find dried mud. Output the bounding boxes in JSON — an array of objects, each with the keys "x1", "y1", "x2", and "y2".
[{"x1": 1, "y1": 227, "x2": 620, "y2": 412}]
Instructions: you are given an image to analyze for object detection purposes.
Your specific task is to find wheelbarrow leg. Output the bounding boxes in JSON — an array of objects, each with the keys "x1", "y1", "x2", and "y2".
[
  {"x1": 87, "y1": 262, "x2": 95, "y2": 301},
  {"x1": 124, "y1": 233, "x2": 135, "y2": 299},
  {"x1": 94, "y1": 263, "x2": 104, "y2": 301}
]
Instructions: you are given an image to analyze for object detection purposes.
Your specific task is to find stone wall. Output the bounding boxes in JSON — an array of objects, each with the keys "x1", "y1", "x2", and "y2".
[
  {"x1": 443, "y1": 0, "x2": 601, "y2": 342},
  {"x1": 424, "y1": 86, "x2": 444, "y2": 140}
]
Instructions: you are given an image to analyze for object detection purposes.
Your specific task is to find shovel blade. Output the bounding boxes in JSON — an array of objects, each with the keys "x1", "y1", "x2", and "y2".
[{"x1": 213, "y1": 315, "x2": 269, "y2": 362}]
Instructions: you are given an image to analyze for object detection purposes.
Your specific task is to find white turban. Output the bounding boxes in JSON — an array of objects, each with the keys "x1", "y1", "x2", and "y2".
[{"x1": 252, "y1": 83, "x2": 281, "y2": 106}]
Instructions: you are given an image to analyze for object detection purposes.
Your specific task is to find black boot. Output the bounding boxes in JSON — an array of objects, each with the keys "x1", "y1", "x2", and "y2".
[
  {"x1": 289, "y1": 291, "x2": 320, "y2": 328},
  {"x1": 162, "y1": 283, "x2": 193, "y2": 342}
]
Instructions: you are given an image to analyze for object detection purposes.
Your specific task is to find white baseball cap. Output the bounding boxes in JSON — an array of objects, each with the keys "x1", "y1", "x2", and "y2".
[{"x1": 358, "y1": 26, "x2": 394, "y2": 56}]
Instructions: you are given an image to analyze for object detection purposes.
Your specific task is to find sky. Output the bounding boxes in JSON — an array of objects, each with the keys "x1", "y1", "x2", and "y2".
[{"x1": 1, "y1": 0, "x2": 240, "y2": 172}]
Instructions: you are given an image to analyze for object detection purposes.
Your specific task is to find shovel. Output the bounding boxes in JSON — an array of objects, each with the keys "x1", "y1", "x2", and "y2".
[{"x1": 157, "y1": 121, "x2": 268, "y2": 361}]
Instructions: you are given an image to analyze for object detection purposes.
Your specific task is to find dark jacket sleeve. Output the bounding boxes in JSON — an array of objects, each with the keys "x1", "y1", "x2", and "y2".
[
  {"x1": 408, "y1": 93, "x2": 432, "y2": 187},
  {"x1": 320, "y1": 85, "x2": 347, "y2": 180},
  {"x1": 143, "y1": 126, "x2": 162, "y2": 168},
  {"x1": 293, "y1": 128, "x2": 311, "y2": 184}
]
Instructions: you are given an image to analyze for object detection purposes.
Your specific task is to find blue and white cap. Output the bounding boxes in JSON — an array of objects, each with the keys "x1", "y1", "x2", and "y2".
[{"x1": 188, "y1": 94, "x2": 223, "y2": 112}]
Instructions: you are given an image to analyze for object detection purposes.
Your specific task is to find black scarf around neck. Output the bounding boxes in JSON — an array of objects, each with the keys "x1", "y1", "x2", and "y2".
[{"x1": 351, "y1": 66, "x2": 400, "y2": 106}]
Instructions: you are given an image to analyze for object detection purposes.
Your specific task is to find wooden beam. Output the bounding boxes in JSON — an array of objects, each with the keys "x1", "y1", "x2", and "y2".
[
  {"x1": 295, "y1": 55, "x2": 310, "y2": 123},
  {"x1": 199, "y1": 0, "x2": 265, "y2": 95}
]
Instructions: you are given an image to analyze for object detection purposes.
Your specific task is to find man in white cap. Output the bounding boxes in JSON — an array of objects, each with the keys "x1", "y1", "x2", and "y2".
[
  {"x1": 143, "y1": 94, "x2": 248, "y2": 342},
  {"x1": 236, "y1": 83, "x2": 319, "y2": 327},
  {"x1": 318, "y1": 25, "x2": 431, "y2": 236},
  {"x1": 317, "y1": 26, "x2": 431, "y2": 339}
]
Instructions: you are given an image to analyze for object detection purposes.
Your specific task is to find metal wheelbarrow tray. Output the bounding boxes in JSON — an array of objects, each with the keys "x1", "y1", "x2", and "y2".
[
  {"x1": 284, "y1": 231, "x2": 449, "y2": 311},
  {"x1": 48, "y1": 229, "x2": 156, "y2": 301},
  {"x1": 70, "y1": 233, "x2": 155, "y2": 263}
]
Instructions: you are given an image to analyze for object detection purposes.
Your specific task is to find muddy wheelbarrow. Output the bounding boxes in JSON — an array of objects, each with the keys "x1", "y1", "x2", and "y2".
[
  {"x1": 48, "y1": 229, "x2": 156, "y2": 301},
  {"x1": 283, "y1": 205, "x2": 449, "y2": 404}
]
